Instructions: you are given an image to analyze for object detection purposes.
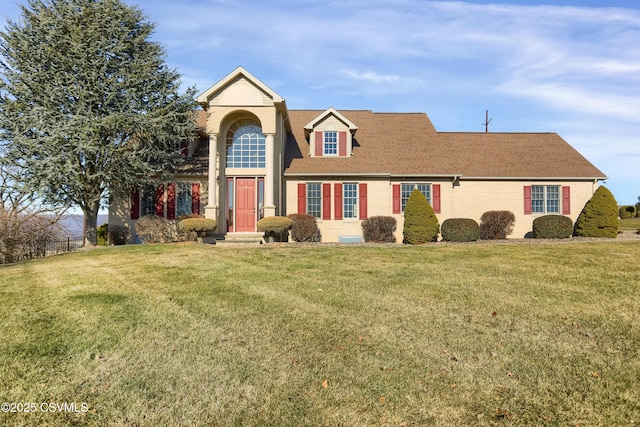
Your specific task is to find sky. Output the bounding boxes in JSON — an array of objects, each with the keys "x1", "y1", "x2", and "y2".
[{"x1": 2, "y1": 0, "x2": 639, "y2": 205}]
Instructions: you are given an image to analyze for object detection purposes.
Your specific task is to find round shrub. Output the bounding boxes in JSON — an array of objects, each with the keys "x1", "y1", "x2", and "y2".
[
  {"x1": 257, "y1": 216, "x2": 293, "y2": 233},
  {"x1": 619, "y1": 205, "x2": 635, "y2": 219},
  {"x1": 479, "y1": 210, "x2": 515, "y2": 240},
  {"x1": 288, "y1": 214, "x2": 321, "y2": 242},
  {"x1": 362, "y1": 216, "x2": 397, "y2": 243},
  {"x1": 403, "y1": 189, "x2": 439, "y2": 244},
  {"x1": 574, "y1": 186, "x2": 618, "y2": 238},
  {"x1": 179, "y1": 218, "x2": 217, "y2": 234},
  {"x1": 441, "y1": 218, "x2": 480, "y2": 242},
  {"x1": 257, "y1": 216, "x2": 293, "y2": 242},
  {"x1": 532, "y1": 215, "x2": 573, "y2": 239}
]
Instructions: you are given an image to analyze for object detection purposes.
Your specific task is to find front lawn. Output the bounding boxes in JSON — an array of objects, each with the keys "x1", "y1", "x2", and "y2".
[
  {"x1": 1, "y1": 242, "x2": 639, "y2": 426},
  {"x1": 619, "y1": 217, "x2": 640, "y2": 230}
]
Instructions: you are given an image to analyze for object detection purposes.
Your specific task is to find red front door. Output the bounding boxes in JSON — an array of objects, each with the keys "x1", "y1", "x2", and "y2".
[{"x1": 235, "y1": 178, "x2": 256, "y2": 232}]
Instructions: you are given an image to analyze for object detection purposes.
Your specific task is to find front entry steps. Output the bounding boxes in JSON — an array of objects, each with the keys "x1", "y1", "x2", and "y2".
[{"x1": 214, "y1": 232, "x2": 264, "y2": 246}]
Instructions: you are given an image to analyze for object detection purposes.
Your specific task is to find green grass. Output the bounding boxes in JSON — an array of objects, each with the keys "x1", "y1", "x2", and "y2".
[{"x1": 1, "y1": 242, "x2": 639, "y2": 426}]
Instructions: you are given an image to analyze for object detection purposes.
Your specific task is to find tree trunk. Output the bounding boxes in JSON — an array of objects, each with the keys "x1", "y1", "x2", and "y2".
[{"x1": 83, "y1": 203, "x2": 100, "y2": 246}]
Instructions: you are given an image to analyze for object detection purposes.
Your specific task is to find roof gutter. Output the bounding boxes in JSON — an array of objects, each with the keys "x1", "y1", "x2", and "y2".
[
  {"x1": 459, "y1": 176, "x2": 608, "y2": 181},
  {"x1": 284, "y1": 172, "x2": 391, "y2": 178},
  {"x1": 389, "y1": 173, "x2": 463, "y2": 179},
  {"x1": 283, "y1": 173, "x2": 607, "y2": 182}
]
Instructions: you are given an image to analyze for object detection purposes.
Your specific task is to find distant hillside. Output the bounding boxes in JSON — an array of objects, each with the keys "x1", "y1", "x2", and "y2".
[{"x1": 58, "y1": 214, "x2": 108, "y2": 237}]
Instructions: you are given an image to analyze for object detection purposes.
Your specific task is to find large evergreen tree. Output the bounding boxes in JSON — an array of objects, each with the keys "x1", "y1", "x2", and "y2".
[{"x1": 0, "y1": 0, "x2": 198, "y2": 244}]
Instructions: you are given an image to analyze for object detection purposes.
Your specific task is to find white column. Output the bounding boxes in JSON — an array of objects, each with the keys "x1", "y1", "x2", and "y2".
[
  {"x1": 264, "y1": 133, "x2": 276, "y2": 217},
  {"x1": 205, "y1": 133, "x2": 218, "y2": 221}
]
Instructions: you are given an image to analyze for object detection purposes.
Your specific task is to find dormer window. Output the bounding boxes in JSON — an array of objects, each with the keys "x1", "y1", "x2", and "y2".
[
  {"x1": 305, "y1": 108, "x2": 358, "y2": 158},
  {"x1": 324, "y1": 131, "x2": 338, "y2": 155}
]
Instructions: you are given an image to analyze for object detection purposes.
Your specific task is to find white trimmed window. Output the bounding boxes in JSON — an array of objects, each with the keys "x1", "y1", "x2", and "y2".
[
  {"x1": 532, "y1": 185, "x2": 560, "y2": 214},
  {"x1": 324, "y1": 131, "x2": 338, "y2": 155},
  {"x1": 226, "y1": 120, "x2": 266, "y2": 168},
  {"x1": 307, "y1": 182, "x2": 321, "y2": 218},
  {"x1": 401, "y1": 183, "x2": 431, "y2": 211},
  {"x1": 343, "y1": 183, "x2": 358, "y2": 219},
  {"x1": 141, "y1": 185, "x2": 155, "y2": 216}
]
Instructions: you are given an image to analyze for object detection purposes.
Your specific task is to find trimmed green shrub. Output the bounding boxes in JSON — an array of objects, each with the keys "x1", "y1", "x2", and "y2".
[
  {"x1": 178, "y1": 218, "x2": 216, "y2": 243},
  {"x1": 288, "y1": 214, "x2": 321, "y2": 242},
  {"x1": 257, "y1": 216, "x2": 293, "y2": 233},
  {"x1": 362, "y1": 216, "x2": 397, "y2": 243},
  {"x1": 257, "y1": 216, "x2": 293, "y2": 243},
  {"x1": 574, "y1": 186, "x2": 618, "y2": 238},
  {"x1": 177, "y1": 213, "x2": 203, "y2": 222},
  {"x1": 179, "y1": 218, "x2": 217, "y2": 234},
  {"x1": 136, "y1": 215, "x2": 172, "y2": 244},
  {"x1": 532, "y1": 215, "x2": 573, "y2": 239},
  {"x1": 403, "y1": 189, "x2": 439, "y2": 244},
  {"x1": 97, "y1": 223, "x2": 109, "y2": 246},
  {"x1": 108, "y1": 224, "x2": 129, "y2": 245},
  {"x1": 441, "y1": 218, "x2": 480, "y2": 242},
  {"x1": 479, "y1": 211, "x2": 515, "y2": 240},
  {"x1": 619, "y1": 205, "x2": 635, "y2": 219}
]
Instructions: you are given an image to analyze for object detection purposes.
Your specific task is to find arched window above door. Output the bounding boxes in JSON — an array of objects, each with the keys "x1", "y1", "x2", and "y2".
[{"x1": 226, "y1": 119, "x2": 265, "y2": 168}]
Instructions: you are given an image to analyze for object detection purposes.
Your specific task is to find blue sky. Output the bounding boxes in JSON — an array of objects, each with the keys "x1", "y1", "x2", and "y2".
[{"x1": 3, "y1": 0, "x2": 639, "y2": 204}]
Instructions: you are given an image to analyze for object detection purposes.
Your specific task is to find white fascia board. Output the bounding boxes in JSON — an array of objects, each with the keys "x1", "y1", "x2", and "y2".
[
  {"x1": 196, "y1": 66, "x2": 284, "y2": 105},
  {"x1": 304, "y1": 107, "x2": 358, "y2": 132}
]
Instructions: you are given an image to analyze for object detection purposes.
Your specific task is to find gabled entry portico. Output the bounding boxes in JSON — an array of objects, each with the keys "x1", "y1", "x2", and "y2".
[{"x1": 196, "y1": 67, "x2": 290, "y2": 237}]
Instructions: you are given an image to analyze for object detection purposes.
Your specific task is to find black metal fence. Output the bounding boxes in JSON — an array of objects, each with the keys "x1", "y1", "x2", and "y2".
[{"x1": 0, "y1": 236, "x2": 84, "y2": 265}]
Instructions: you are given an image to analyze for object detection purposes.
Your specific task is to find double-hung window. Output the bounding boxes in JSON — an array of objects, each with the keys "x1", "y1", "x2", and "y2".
[
  {"x1": 176, "y1": 183, "x2": 192, "y2": 217},
  {"x1": 532, "y1": 185, "x2": 559, "y2": 214},
  {"x1": 140, "y1": 185, "x2": 155, "y2": 216},
  {"x1": 401, "y1": 183, "x2": 431, "y2": 211},
  {"x1": 306, "y1": 182, "x2": 321, "y2": 218},
  {"x1": 343, "y1": 183, "x2": 358, "y2": 219},
  {"x1": 324, "y1": 131, "x2": 338, "y2": 155}
]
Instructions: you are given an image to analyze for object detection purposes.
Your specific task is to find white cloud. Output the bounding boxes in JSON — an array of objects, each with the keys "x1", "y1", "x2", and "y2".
[{"x1": 340, "y1": 69, "x2": 423, "y2": 85}]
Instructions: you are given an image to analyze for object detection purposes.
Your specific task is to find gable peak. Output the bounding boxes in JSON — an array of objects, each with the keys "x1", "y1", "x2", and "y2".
[{"x1": 304, "y1": 107, "x2": 358, "y2": 135}]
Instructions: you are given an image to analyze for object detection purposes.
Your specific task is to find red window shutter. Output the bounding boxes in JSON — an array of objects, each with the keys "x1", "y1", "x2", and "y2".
[
  {"x1": 524, "y1": 186, "x2": 532, "y2": 215},
  {"x1": 359, "y1": 183, "x2": 368, "y2": 219},
  {"x1": 322, "y1": 183, "x2": 331, "y2": 220},
  {"x1": 155, "y1": 184, "x2": 165, "y2": 217},
  {"x1": 298, "y1": 183, "x2": 306, "y2": 214},
  {"x1": 315, "y1": 131, "x2": 323, "y2": 157},
  {"x1": 339, "y1": 131, "x2": 347, "y2": 157},
  {"x1": 562, "y1": 186, "x2": 571, "y2": 215},
  {"x1": 392, "y1": 184, "x2": 401, "y2": 214},
  {"x1": 334, "y1": 183, "x2": 343, "y2": 220},
  {"x1": 191, "y1": 182, "x2": 200, "y2": 215},
  {"x1": 166, "y1": 183, "x2": 176, "y2": 220},
  {"x1": 130, "y1": 189, "x2": 140, "y2": 220},
  {"x1": 432, "y1": 184, "x2": 441, "y2": 214}
]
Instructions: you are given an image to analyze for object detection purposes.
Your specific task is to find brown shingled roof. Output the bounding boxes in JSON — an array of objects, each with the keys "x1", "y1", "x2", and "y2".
[
  {"x1": 175, "y1": 110, "x2": 209, "y2": 175},
  {"x1": 195, "y1": 109, "x2": 207, "y2": 130},
  {"x1": 284, "y1": 110, "x2": 606, "y2": 179}
]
